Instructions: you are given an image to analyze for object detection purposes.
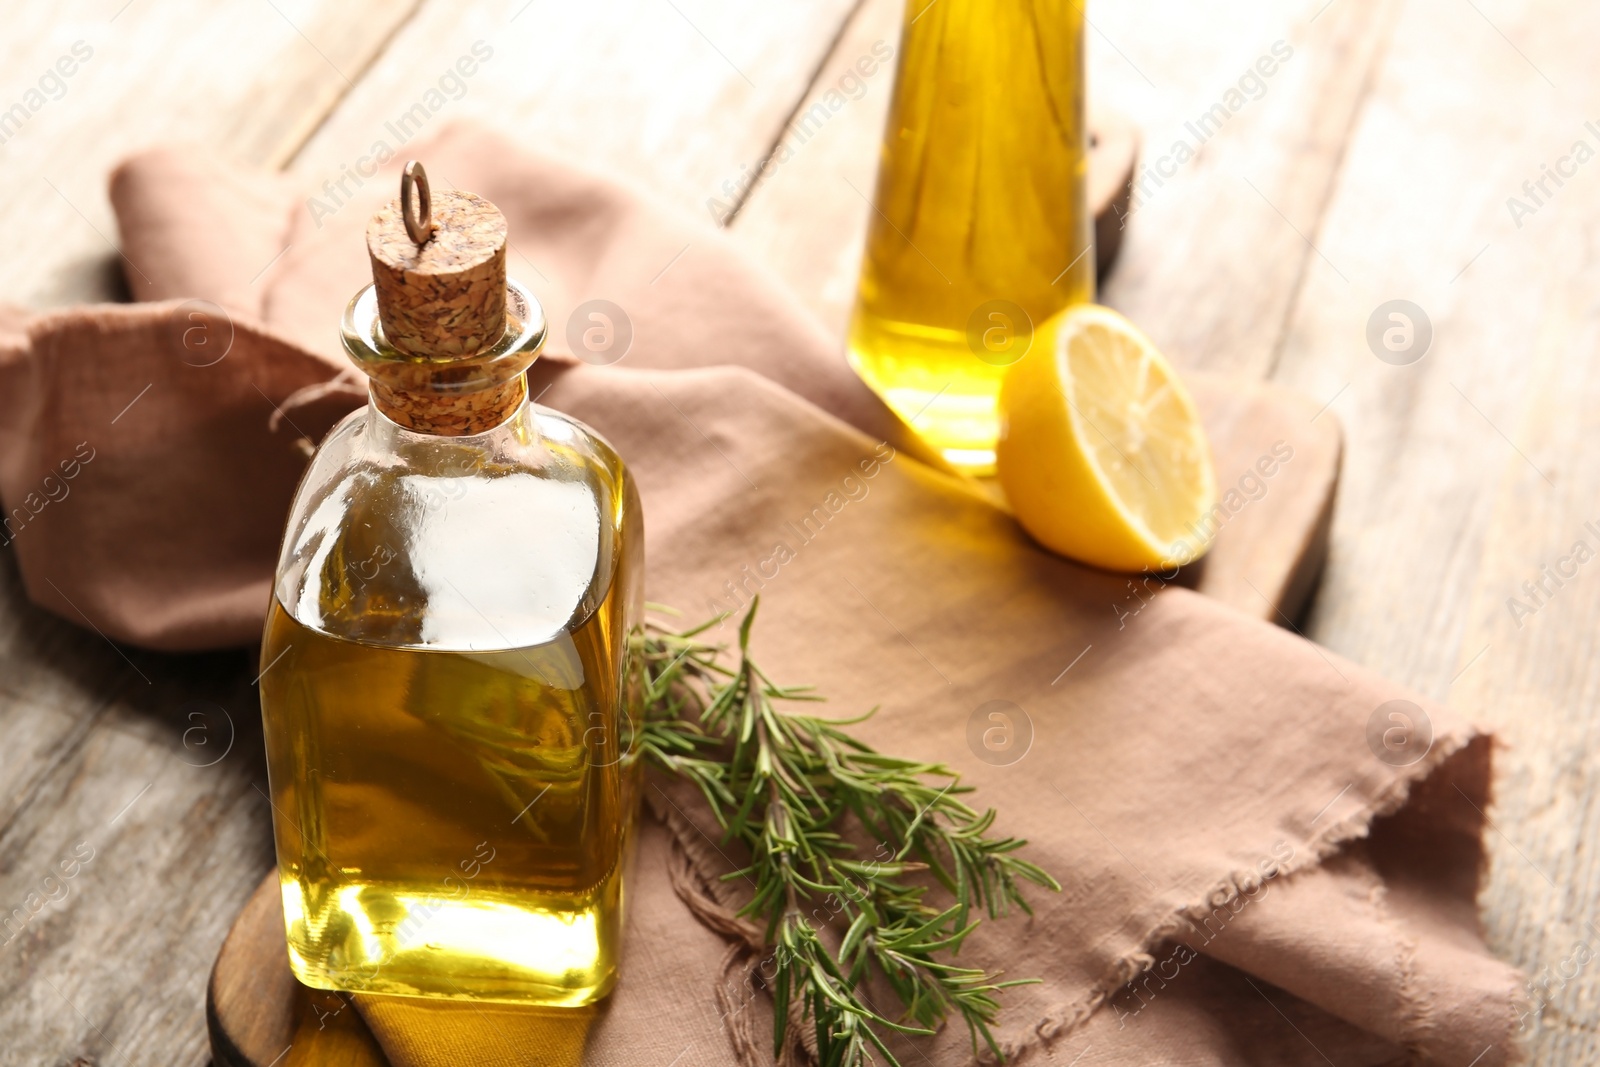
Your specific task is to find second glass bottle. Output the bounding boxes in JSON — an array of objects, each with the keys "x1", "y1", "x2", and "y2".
[{"x1": 849, "y1": 0, "x2": 1092, "y2": 472}]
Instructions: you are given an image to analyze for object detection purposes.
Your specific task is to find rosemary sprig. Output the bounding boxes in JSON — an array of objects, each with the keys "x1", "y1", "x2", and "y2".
[{"x1": 634, "y1": 598, "x2": 1059, "y2": 1067}]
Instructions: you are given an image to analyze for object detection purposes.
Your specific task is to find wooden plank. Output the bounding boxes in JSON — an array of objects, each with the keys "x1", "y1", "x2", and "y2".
[
  {"x1": 723, "y1": 0, "x2": 902, "y2": 335},
  {"x1": 1264, "y1": 0, "x2": 1600, "y2": 1061},
  {"x1": 0, "y1": 0, "x2": 421, "y2": 308},
  {"x1": 1268, "y1": 0, "x2": 1600, "y2": 678},
  {"x1": 287, "y1": 0, "x2": 860, "y2": 218},
  {"x1": 1089, "y1": 0, "x2": 1404, "y2": 379},
  {"x1": 0, "y1": 550, "x2": 278, "y2": 1061},
  {"x1": 1448, "y1": 212, "x2": 1600, "y2": 1064},
  {"x1": 1268, "y1": 0, "x2": 1592, "y2": 692}
]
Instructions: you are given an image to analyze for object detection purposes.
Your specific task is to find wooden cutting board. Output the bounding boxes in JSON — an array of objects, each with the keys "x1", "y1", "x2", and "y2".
[{"x1": 207, "y1": 115, "x2": 1344, "y2": 1067}]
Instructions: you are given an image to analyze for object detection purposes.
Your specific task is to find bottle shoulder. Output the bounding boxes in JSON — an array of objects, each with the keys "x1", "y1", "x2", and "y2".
[{"x1": 273, "y1": 402, "x2": 641, "y2": 652}]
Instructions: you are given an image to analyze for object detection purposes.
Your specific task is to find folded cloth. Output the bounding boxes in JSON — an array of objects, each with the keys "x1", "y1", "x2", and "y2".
[{"x1": 0, "y1": 122, "x2": 1524, "y2": 1065}]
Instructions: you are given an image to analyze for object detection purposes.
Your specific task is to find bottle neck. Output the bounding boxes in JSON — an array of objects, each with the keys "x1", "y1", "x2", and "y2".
[
  {"x1": 370, "y1": 371, "x2": 529, "y2": 436},
  {"x1": 364, "y1": 383, "x2": 540, "y2": 454},
  {"x1": 340, "y1": 279, "x2": 549, "y2": 439}
]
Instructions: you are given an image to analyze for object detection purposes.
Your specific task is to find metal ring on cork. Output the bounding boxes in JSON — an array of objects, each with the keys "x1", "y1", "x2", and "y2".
[{"x1": 400, "y1": 160, "x2": 434, "y2": 245}]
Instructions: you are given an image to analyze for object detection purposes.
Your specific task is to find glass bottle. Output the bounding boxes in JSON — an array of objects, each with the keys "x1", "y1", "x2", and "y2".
[
  {"x1": 847, "y1": 0, "x2": 1092, "y2": 473},
  {"x1": 258, "y1": 167, "x2": 643, "y2": 1006}
]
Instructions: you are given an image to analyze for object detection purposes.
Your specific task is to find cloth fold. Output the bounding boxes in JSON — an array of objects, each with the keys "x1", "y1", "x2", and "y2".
[{"x1": 0, "y1": 123, "x2": 1523, "y2": 1065}]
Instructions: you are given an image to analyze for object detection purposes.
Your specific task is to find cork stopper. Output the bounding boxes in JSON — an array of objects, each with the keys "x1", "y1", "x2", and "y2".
[
  {"x1": 367, "y1": 185, "x2": 508, "y2": 357},
  {"x1": 359, "y1": 162, "x2": 531, "y2": 435}
]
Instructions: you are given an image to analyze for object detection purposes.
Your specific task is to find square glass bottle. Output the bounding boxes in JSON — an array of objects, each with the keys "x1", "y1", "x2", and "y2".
[{"x1": 259, "y1": 169, "x2": 643, "y2": 1006}]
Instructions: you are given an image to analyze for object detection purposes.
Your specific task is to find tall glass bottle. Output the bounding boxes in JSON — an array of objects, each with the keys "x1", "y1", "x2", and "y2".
[
  {"x1": 259, "y1": 168, "x2": 643, "y2": 1006},
  {"x1": 848, "y1": 0, "x2": 1091, "y2": 472}
]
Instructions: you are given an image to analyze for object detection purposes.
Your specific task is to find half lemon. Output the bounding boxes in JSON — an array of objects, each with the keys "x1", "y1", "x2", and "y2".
[{"x1": 996, "y1": 304, "x2": 1216, "y2": 572}]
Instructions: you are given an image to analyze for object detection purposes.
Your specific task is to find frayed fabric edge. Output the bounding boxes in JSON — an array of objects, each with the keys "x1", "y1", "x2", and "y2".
[{"x1": 991, "y1": 726, "x2": 1525, "y2": 1067}]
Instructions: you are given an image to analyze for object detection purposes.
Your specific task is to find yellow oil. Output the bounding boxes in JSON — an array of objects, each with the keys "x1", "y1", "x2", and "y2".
[
  {"x1": 848, "y1": 0, "x2": 1092, "y2": 471},
  {"x1": 260, "y1": 557, "x2": 639, "y2": 1006}
]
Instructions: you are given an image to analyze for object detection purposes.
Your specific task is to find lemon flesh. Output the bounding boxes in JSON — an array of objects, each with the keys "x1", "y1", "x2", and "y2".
[{"x1": 996, "y1": 305, "x2": 1217, "y2": 572}]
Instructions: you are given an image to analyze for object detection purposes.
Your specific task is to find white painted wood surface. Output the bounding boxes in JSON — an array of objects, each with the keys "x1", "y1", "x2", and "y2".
[{"x1": 0, "y1": 0, "x2": 1593, "y2": 1062}]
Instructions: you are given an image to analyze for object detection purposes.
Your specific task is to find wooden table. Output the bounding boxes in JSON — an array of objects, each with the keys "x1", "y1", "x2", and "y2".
[{"x1": 1, "y1": 1, "x2": 1594, "y2": 1062}]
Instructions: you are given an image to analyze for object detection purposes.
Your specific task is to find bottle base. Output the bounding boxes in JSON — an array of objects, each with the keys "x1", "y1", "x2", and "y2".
[
  {"x1": 281, "y1": 878, "x2": 621, "y2": 1007},
  {"x1": 846, "y1": 317, "x2": 1004, "y2": 475}
]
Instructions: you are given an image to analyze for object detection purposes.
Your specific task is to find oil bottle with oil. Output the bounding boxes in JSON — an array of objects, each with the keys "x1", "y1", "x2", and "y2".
[
  {"x1": 259, "y1": 164, "x2": 643, "y2": 1006},
  {"x1": 848, "y1": 0, "x2": 1092, "y2": 472}
]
